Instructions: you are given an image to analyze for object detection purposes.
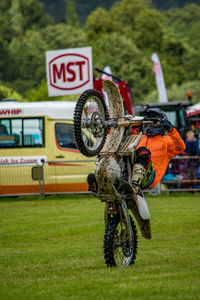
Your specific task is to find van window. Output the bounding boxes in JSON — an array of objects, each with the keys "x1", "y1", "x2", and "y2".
[
  {"x1": 55, "y1": 123, "x2": 77, "y2": 149},
  {"x1": 0, "y1": 118, "x2": 44, "y2": 148}
]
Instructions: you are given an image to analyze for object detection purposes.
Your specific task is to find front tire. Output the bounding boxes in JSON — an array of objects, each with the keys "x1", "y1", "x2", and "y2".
[
  {"x1": 104, "y1": 214, "x2": 138, "y2": 267},
  {"x1": 73, "y1": 89, "x2": 108, "y2": 157}
]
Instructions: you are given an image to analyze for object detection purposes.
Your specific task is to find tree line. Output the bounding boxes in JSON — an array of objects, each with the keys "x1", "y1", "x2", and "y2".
[
  {"x1": 39, "y1": 0, "x2": 200, "y2": 23},
  {"x1": 0, "y1": 0, "x2": 200, "y2": 103}
]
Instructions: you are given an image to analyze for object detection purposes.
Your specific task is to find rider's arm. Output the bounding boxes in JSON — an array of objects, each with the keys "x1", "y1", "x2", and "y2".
[{"x1": 166, "y1": 128, "x2": 186, "y2": 159}]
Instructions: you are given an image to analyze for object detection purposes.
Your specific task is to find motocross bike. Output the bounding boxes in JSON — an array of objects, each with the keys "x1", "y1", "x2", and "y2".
[{"x1": 73, "y1": 80, "x2": 152, "y2": 267}]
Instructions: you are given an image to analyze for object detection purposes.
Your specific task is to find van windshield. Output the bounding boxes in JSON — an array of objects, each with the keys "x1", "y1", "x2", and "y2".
[{"x1": 0, "y1": 118, "x2": 44, "y2": 148}]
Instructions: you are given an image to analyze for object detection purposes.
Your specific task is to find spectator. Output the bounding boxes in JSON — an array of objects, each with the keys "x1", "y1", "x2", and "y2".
[
  {"x1": 185, "y1": 130, "x2": 200, "y2": 156},
  {"x1": 184, "y1": 130, "x2": 200, "y2": 181}
]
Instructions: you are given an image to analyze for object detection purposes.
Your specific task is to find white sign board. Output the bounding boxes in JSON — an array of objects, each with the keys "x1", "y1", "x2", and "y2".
[{"x1": 46, "y1": 47, "x2": 93, "y2": 96}]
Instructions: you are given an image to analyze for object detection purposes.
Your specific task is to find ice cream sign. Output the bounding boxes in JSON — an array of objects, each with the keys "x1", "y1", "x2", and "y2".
[
  {"x1": 0, "y1": 156, "x2": 46, "y2": 165},
  {"x1": 46, "y1": 47, "x2": 93, "y2": 96},
  {"x1": 0, "y1": 109, "x2": 23, "y2": 116}
]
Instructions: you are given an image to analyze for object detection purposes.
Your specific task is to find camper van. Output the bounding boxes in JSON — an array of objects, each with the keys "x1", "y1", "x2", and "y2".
[{"x1": 0, "y1": 100, "x2": 95, "y2": 196}]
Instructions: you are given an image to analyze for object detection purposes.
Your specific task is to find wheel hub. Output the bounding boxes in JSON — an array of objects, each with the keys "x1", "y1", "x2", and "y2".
[{"x1": 90, "y1": 112, "x2": 105, "y2": 138}]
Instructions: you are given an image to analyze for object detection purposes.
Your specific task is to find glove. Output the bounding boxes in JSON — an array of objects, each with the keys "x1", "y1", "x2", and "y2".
[{"x1": 161, "y1": 117, "x2": 173, "y2": 132}]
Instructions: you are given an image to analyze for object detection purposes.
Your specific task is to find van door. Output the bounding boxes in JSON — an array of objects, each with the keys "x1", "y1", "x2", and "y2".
[{"x1": 45, "y1": 120, "x2": 95, "y2": 193}]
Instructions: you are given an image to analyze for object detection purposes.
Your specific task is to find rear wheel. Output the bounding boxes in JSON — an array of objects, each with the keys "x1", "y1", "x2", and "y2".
[
  {"x1": 104, "y1": 214, "x2": 138, "y2": 267},
  {"x1": 73, "y1": 89, "x2": 108, "y2": 157}
]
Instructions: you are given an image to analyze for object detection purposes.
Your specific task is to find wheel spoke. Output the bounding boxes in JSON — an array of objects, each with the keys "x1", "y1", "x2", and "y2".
[
  {"x1": 113, "y1": 219, "x2": 134, "y2": 267},
  {"x1": 81, "y1": 96, "x2": 106, "y2": 152},
  {"x1": 104, "y1": 214, "x2": 137, "y2": 267},
  {"x1": 73, "y1": 90, "x2": 108, "y2": 157}
]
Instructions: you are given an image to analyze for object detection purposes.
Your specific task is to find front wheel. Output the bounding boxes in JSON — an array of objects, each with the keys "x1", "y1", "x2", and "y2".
[
  {"x1": 104, "y1": 214, "x2": 138, "y2": 267},
  {"x1": 73, "y1": 89, "x2": 108, "y2": 157}
]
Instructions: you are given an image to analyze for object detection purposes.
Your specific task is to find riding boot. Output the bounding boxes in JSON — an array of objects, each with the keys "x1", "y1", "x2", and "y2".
[
  {"x1": 87, "y1": 173, "x2": 98, "y2": 193},
  {"x1": 131, "y1": 163, "x2": 146, "y2": 194},
  {"x1": 118, "y1": 163, "x2": 146, "y2": 196}
]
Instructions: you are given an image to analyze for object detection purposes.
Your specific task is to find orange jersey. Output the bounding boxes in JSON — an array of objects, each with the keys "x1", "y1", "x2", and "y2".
[{"x1": 137, "y1": 128, "x2": 185, "y2": 187}]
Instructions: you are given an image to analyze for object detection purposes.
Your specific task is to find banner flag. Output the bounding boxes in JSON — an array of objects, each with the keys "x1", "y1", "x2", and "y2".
[
  {"x1": 151, "y1": 53, "x2": 168, "y2": 103},
  {"x1": 101, "y1": 66, "x2": 112, "y2": 109}
]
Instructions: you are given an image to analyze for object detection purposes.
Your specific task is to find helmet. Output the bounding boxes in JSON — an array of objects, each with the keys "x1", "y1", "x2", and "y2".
[
  {"x1": 143, "y1": 108, "x2": 167, "y2": 119},
  {"x1": 142, "y1": 108, "x2": 166, "y2": 137}
]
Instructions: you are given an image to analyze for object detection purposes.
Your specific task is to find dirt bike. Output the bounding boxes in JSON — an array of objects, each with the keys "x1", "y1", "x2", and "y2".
[{"x1": 73, "y1": 80, "x2": 152, "y2": 267}]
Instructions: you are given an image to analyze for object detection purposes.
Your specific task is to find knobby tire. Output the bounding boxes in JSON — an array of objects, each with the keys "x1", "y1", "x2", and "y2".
[
  {"x1": 104, "y1": 214, "x2": 138, "y2": 267},
  {"x1": 73, "y1": 89, "x2": 108, "y2": 157}
]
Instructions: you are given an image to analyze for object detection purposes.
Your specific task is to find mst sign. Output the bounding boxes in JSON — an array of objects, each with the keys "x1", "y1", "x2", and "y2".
[{"x1": 46, "y1": 47, "x2": 93, "y2": 96}]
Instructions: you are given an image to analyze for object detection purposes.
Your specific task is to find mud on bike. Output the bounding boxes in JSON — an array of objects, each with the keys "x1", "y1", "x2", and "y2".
[{"x1": 73, "y1": 80, "x2": 153, "y2": 267}]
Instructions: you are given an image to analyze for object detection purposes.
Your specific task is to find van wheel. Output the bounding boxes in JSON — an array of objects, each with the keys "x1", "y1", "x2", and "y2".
[{"x1": 73, "y1": 89, "x2": 108, "y2": 157}]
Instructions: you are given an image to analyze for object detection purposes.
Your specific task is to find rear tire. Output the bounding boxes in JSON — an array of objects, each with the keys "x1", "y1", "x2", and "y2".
[{"x1": 104, "y1": 214, "x2": 138, "y2": 267}]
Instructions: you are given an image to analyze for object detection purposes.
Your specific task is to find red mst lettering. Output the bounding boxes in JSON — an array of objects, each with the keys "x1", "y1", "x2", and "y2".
[
  {"x1": 76, "y1": 61, "x2": 85, "y2": 80},
  {"x1": 66, "y1": 62, "x2": 76, "y2": 82},
  {"x1": 53, "y1": 63, "x2": 65, "y2": 83},
  {"x1": 53, "y1": 61, "x2": 86, "y2": 83}
]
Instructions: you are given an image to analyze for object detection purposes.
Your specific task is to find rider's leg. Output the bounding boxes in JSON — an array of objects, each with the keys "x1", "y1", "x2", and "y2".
[
  {"x1": 119, "y1": 147, "x2": 152, "y2": 195},
  {"x1": 131, "y1": 147, "x2": 152, "y2": 193},
  {"x1": 131, "y1": 163, "x2": 146, "y2": 193}
]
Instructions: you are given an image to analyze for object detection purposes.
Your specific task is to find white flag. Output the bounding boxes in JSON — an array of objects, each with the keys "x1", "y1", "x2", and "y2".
[
  {"x1": 102, "y1": 66, "x2": 112, "y2": 110},
  {"x1": 151, "y1": 53, "x2": 168, "y2": 103}
]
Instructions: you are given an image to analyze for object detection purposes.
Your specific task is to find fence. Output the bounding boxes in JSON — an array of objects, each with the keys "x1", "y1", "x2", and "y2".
[
  {"x1": 0, "y1": 159, "x2": 96, "y2": 198},
  {"x1": 160, "y1": 155, "x2": 200, "y2": 193},
  {"x1": 42, "y1": 159, "x2": 95, "y2": 196},
  {"x1": 0, "y1": 156, "x2": 199, "y2": 197},
  {"x1": 0, "y1": 161, "x2": 44, "y2": 197}
]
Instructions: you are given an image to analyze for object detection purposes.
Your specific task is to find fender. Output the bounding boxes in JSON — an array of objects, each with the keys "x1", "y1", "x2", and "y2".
[
  {"x1": 95, "y1": 80, "x2": 125, "y2": 195},
  {"x1": 102, "y1": 80, "x2": 125, "y2": 152}
]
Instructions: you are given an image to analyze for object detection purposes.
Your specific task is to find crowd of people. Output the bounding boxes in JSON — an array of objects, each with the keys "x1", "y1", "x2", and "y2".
[{"x1": 163, "y1": 129, "x2": 200, "y2": 188}]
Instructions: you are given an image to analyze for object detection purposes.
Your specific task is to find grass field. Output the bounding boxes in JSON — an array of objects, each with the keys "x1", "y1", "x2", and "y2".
[{"x1": 0, "y1": 193, "x2": 200, "y2": 300}]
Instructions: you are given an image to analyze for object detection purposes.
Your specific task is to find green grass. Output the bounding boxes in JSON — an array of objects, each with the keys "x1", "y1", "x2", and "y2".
[{"x1": 0, "y1": 193, "x2": 200, "y2": 300}]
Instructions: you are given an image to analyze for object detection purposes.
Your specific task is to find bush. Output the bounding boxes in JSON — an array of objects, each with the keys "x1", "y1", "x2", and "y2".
[{"x1": 0, "y1": 82, "x2": 24, "y2": 101}]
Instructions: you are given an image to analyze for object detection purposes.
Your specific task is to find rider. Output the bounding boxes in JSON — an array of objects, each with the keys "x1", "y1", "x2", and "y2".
[
  {"x1": 124, "y1": 108, "x2": 186, "y2": 194},
  {"x1": 88, "y1": 108, "x2": 185, "y2": 194}
]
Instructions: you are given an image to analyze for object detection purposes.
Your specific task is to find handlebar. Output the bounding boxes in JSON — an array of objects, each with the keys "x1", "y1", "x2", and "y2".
[{"x1": 104, "y1": 116, "x2": 156, "y2": 129}]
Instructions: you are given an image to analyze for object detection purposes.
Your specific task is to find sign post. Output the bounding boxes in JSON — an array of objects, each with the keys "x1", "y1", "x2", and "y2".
[{"x1": 46, "y1": 47, "x2": 93, "y2": 96}]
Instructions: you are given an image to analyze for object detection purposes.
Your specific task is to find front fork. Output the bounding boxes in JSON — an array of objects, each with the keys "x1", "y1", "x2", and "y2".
[
  {"x1": 120, "y1": 199, "x2": 133, "y2": 243},
  {"x1": 104, "y1": 199, "x2": 133, "y2": 242}
]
